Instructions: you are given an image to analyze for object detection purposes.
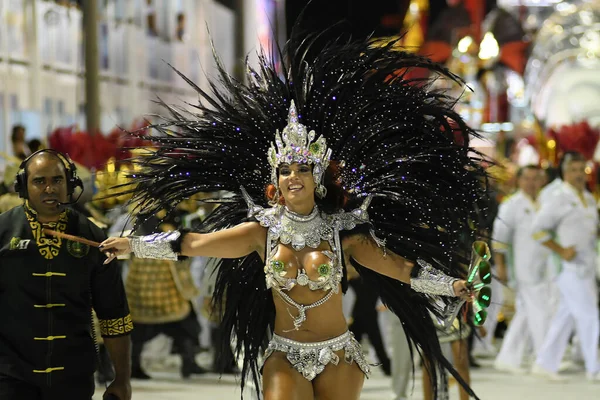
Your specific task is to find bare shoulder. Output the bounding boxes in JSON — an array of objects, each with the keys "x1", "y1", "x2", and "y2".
[
  {"x1": 245, "y1": 220, "x2": 268, "y2": 237},
  {"x1": 239, "y1": 221, "x2": 268, "y2": 251},
  {"x1": 213, "y1": 220, "x2": 266, "y2": 235}
]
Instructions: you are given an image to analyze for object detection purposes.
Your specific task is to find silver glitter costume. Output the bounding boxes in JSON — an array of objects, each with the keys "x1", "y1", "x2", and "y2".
[
  {"x1": 129, "y1": 231, "x2": 181, "y2": 261},
  {"x1": 434, "y1": 315, "x2": 472, "y2": 344},
  {"x1": 410, "y1": 259, "x2": 458, "y2": 297},
  {"x1": 263, "y1": 331, "x2": 370, "y2": 381}
]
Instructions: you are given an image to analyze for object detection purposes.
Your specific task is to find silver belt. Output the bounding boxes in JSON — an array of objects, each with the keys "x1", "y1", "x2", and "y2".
[{"x1": 264, "y1": 331, "x2": 371, "y2": 381}]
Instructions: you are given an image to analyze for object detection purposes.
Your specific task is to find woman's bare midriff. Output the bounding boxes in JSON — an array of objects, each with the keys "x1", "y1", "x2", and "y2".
[{"x1": 272, "y1": 288, "x2": 348, "y2": 341}]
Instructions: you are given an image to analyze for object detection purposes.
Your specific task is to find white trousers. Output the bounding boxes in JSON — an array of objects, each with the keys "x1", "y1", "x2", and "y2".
[
  {"x1": 535, "y1": 269, "x2": 599, "y2": 373},
  {"x1": 386, "y1": 312, "x2": 412, "y2": 400},
  {"x1": 495, "y1": 281, "x2": 552, "y2": 367}
]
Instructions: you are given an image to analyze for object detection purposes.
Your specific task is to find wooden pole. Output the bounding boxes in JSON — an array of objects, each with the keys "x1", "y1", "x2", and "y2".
[{"x1": 83, "y1": 0, "x2": 100, "y2": 135}]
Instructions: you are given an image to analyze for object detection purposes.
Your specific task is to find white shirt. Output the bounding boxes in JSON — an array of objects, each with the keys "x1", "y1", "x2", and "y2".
[
  {"x1": 492, "y1": 191, "x2": 550, "y2": 284},
  {"x1": 531, "y1": 182, "x2": 598, "y2": 277},
  {"x1": 538, "y1": 178, "x2": 562, "y2": 205}
]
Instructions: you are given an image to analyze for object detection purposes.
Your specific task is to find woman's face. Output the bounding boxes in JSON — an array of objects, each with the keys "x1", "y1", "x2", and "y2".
[{"x1": 278, "y1": 163, "x2": 316, "y2": 204}]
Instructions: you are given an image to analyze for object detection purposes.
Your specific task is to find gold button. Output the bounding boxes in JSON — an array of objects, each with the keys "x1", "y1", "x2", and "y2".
[
  {"x1": 33, "y1": 304, "x2": 66, "y2": 308},
  {"x1": 32, "y1": 367, "x2": 65, "y2": 373},
  {"x1": 34, "y1": 335, "x2": 66, "y2": 341}
]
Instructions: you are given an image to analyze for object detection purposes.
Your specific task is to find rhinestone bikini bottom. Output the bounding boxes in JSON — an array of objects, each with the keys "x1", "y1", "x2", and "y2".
[{"x1": 263, "y1": 331, "x2": 371, "y2": 381}]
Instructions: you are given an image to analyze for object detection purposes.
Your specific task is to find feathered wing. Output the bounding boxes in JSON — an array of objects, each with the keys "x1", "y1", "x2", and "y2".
[
  {"x1": 212, "y1": 255, "x2": 274, "y2": 395},
  {"x1": 119, "y1": 24, "x2": 489, "y2": 399},
  {"x1": 349, "y1": 254, "x2": 478, "y2": 400}
]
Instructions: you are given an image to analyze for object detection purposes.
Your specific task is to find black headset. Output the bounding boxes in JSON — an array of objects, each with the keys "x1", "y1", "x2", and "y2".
[{"x1": 14, "y1": 149, "x2": 83, "y2": 199}]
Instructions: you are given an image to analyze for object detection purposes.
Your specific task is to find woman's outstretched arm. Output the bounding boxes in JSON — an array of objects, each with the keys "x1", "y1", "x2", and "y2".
[{"x1": 100, "y1": 222, "x2": 266, "y2": 263}]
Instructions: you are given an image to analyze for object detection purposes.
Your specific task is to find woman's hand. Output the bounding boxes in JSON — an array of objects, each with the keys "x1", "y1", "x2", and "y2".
[
  {"x1": 559, "y1": 246, "x2": 576, "y2": 261},
  {"x1": 99, "y1": 237, "x2": 132, "y2": 264},
  {"x1": 452, "y1": 280, "x2": 473, "y2": 302}
]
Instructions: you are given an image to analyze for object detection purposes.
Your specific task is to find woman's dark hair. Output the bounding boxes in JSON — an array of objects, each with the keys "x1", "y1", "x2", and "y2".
[{"x1": 265, "y1": 161, "x2": 349, "y2": 213}]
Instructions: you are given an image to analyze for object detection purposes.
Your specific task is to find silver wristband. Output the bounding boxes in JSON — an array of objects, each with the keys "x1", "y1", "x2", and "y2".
[
  {"x1": 129, "y1": 231, "x2": 181, "y2": 261},
  {"x1": 410, "y1": 259, "x2": 458, "y2": 297}
]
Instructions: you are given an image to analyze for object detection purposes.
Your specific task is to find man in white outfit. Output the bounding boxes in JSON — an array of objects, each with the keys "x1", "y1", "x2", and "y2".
[
  {"x1": 538, "y1": 174, "x2": 563, "y2": 306},
  {"x1": 539, "y1": 172, "x2": 584, "y2": 366},
  {"x1": 492, "y1": 165, "x2": 552, "y2": 373},
  {"x1": 538, "y1": 169, "x2": 563, "y2": 310},
  {"x1": 385, "y1": 311, "x2": 413, "y2": 400},
  {"x1": 531, "y1": 152, "x2": 600, "y2": 381},
  {"x1": 538, "y1": 168, "x2": 561, "y2": 205}
]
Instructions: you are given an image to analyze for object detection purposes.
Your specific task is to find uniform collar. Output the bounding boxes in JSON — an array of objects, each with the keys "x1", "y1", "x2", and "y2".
[
  {"x1": 562, "y1": 182, "x2": 588, "y2": 207},
  {"x1": 23, "y1": 200, "x2": 67, "y2": 226},
  {"x1": 23, "y1": 201, "x2": 69, "y2": 260},
  {"x1": 517, "y1": 190, "x2": 539, "y2": 210}
]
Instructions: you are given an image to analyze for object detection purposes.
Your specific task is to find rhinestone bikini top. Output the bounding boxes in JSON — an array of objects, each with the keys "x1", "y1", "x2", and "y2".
[
  {"x1": 267, "y1": 250, "x2": 341, "y2": 292},
  {"x1": 240, "y1": 186, "x2": 384, "y2": 290}
]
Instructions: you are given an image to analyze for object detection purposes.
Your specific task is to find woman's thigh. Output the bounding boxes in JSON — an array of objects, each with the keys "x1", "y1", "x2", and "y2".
[
  {"x1": 451, "y1": 339, "x2": 469, "y2": 368},
  {"x1": 312, "y1": 356, "x2": 365, "y2": 400},
  {"x1": 263, "y1": 352, "x2": 314, "y2": 400}
]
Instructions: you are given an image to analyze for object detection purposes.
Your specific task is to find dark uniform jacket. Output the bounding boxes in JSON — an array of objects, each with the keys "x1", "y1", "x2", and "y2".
[{"x1": 0, "y1": 203, "x2": 132, "y2": 387}]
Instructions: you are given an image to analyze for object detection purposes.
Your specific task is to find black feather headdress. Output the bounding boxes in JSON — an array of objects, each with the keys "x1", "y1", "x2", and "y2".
[{"x1": 120, "y1": 24, "x2": 489, "y2": 400}]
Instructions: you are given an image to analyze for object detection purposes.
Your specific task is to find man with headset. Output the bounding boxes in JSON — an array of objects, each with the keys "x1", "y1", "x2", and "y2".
[{"x1": 0, "y1": 149, "x2": 132, "y2": 400}]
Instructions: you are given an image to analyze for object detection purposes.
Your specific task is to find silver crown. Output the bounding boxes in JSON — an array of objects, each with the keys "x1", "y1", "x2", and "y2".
[{"x1": 267, "y1": 101, "x2": 332, "y2": 198}]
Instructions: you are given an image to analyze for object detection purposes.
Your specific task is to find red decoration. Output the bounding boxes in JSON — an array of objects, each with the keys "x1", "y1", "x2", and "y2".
[
  {"x1": 48, "y1": 121, "x2": 151, "y2": 169},
  {"x1": 499, "y1": 41, "x2": 529, "y2": 75},
  {"x1": 546, "y1": 121, "x2": 600, "y2": 190},
  {"x1": 547, "y1": 121, "x2": 600, "y2": 161}
]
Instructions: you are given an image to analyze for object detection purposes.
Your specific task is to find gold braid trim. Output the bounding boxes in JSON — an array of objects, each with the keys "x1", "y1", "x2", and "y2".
[
  {"x1": 532, "y1": 230, "x2": 551, "y2": 241},
  {"x1": 98, "y1": 314, "x2": 134, "y2": 336},
  {"x1": 24, "y1": 202, "x2": 68, "y2": 260}
]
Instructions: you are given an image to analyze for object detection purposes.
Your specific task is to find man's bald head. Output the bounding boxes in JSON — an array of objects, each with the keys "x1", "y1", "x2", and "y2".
[{"x1": 24, "y1": 152, "x2": 69, "y2": 222}]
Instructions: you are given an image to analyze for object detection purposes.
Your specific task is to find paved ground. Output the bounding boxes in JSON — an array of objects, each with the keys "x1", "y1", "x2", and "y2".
[{"x1": 92, "y1": 358, "x2": 599, "y2": 399}]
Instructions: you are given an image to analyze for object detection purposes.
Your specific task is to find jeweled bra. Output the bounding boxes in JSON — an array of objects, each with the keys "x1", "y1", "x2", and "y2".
[
  {"x1": 241, "y1": 187, "x2": 384, "y2": 331},
  {"x1": 268, "y1": 249, "x2": 337, "y2": 292}
]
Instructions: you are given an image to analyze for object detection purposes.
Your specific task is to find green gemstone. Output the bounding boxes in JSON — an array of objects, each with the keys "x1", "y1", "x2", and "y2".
[
  {"x1": 309, "y1": 142, "x2": 320, "y2": 154},
  {"x1": 317, "y1": 263, "x2": 330, "y2": 277},
  {"x1": 271, "y1": 260, "x2": 284, "y2": 272}
]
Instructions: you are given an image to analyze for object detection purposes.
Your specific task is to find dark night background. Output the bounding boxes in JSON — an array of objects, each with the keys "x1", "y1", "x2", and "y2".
[{"x1": 285, "y1": 0, "x2": 498, "y2": 39}]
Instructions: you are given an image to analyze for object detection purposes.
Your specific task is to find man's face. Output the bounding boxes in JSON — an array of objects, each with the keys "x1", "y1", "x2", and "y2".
[
  {"x1": 14, "y1": 128, "x2": 25, "y2": 143},
  {"x1": 517, "y1": 168, "x2": 540, "y2": 197},
  {"x1": 563, "y1": 160, "x2": 587, "y2": 191},
  {"x1": 26, "y1": 155, "x2": 68, "y2": 218}
]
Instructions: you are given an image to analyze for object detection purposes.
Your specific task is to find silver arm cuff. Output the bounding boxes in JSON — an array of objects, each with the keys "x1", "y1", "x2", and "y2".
[
  {"x1": 410, "y1": 259, "x2": 458, "y2": 297},
  {"x1": 129, "y1": 231, "x2": 181, "y2": 261}
]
